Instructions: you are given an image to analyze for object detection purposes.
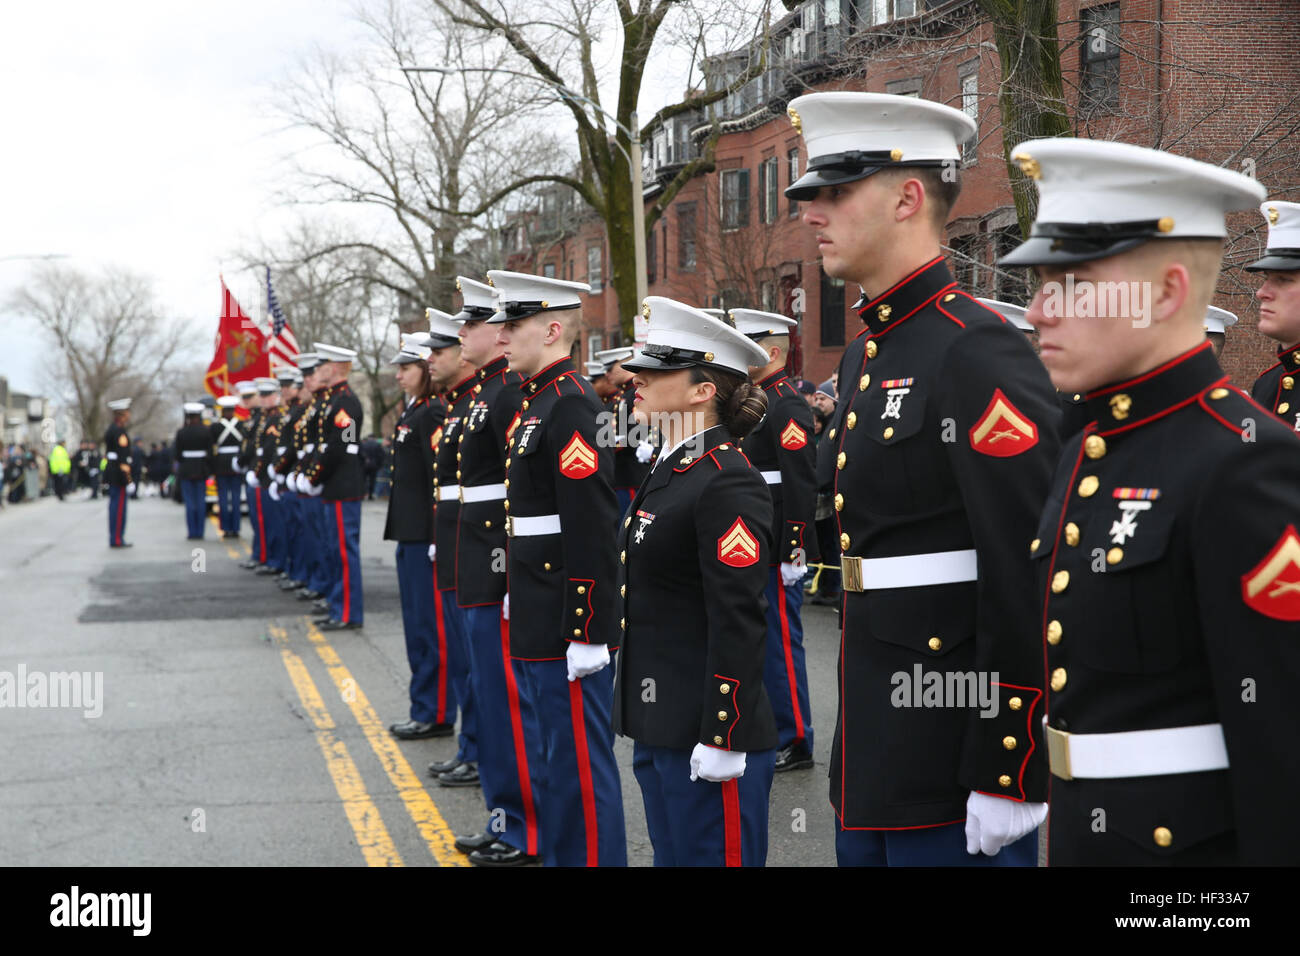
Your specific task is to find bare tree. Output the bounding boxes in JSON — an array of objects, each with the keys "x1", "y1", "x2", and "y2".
[{"x1": 8, "y1": 263, "x2": 189, "y2": 443}]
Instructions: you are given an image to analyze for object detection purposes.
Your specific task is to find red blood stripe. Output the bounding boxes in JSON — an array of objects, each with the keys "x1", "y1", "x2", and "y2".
[
  {"x1": 432, "y1": 565, "x2": 447, "y2": 724},
  {"x1": 776, "y1": 581, "x2": 805, "y2": 740},
  {"x1": 114, "y1": 489, "x2": 125, "y2": 545},
  {"x1": 721, "y1": 778, "x2": 742, "y2": 867},
  {"x1": 567, "y1": 678, "x2": 599, "y2": 866},
  {"x1": 255, "y1": 489, "x2": 266, "y2": 562},
  {"x1": 500, "y1": 616, "x2": 539, "y2": 856},
  {"x1": 335, "y1": 501, "x2": 350, "y2": 622}
]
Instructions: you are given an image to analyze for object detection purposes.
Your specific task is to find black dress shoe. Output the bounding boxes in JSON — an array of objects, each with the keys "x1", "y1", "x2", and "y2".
[
  {"x1": 255, "y1": 565, "x2": 281, "y2": 575},
  {"x1": 389, "y1": 720, "x2": 454, "y2": 740},
  {"x1": 313, "y1": 615, "x2": 336, "y2": 625},
  {"x1": 319, "y1": 619, "x2": 362, "y2": 631},
  {"x1": 468, "y1": 841, "x2": 538, "y2": 867},
  {"x1": 109, "y1": 542, "x2": 134, "y2": 549},
  {"x1": 313, "y1": 598, "x2": 330, "y2": 610},
  {"x1": 774, "y1": 741, "x2": 814, "y2": 773},
  {"x1": 278, "y1": 579, "x2": 304, "y2": 591},
  {"x1": 296, "y1": 589, "x2": 320, "y2": 601},
  {"x1": 437, "y1": 761, "x2": 480, "y2": 788},
  {"x1": 428, "y1": 756, "x2": 462, "y2": 777},
  {"x1": 453, "y1": 830, "x2": 497, "y2": 854}
]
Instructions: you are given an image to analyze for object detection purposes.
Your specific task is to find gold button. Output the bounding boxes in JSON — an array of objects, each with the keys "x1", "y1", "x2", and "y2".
[
  {"x1": 846, "y1": 412, "x2": 857, "y2": 430},
  {"x1": 474, "y1": 384, "x2": 482, "y2": 393},
  {"x1": 521, "y1": 401, "x2": 529, "y2": 411},
  {"x1": 544, "y1": 562, "x2": 552, "y2": 571},
  {"x1": 1051, "y1": 570, "x2": 1069, "y2": 593},
  {"x1": 620, "y1": 618, "x2": 626, "y2": 630},
  {"x1": 456, "y1": 452, "x2": 462, "y2": 460},
  {"x1": 998, "y1": 774, "x2": 1012, "y2": 788},
  {"x1": 1153, "y1": 827, "x2": 1173, "y2": 848},
  {"x1": 484, "y1": 520, "x2": 492, "y2": 528},
  {"x1": 620, "y1": 550, "x2": 626, "y2": 564},
  {"x1": 1030, "y1": 537, "x2": 1041, "y2": 552},
  {"x1": 575, "y1": 608, "x2": 584, "y2": 616},
  {"x1": 1047, "y1": 620, "x2": 1062, "y2": 645},
  {"x1": 624, "y1": 516, "x2": 630, "y2": 528},
  {"x1": 719, "y1": 443, "x2": 730, "y2": 450},
  {"x1": 840, "y1": 532, "x2": 850, "y2": 551},
  {"x1": 1078, "y1": 475, "x2": 1099, "y2": 498},
  {"x1": 717, "y1": 711, "x2": 728, "y2": 721},
  {"x1": 503, "y1": 500, "x2": 509, "y2": 512},
  {"x1": 1008, "y1": 696, "x2": 1023, "y2": 711},
  {"x1": 928, "y1": 637, "x2": 942, "y2": 651},
  {"x1": 719, "y1": 683, "x2": 731, "y2": 694},
  {"x1": 858, "y1": 375, "x2": 869, "y2": 391},
  {"x1": 828, "y1": 428, "x2": 836, "y2": 439},
  {"x1": 713, "y1": 736, "x2": 724, "y2": 746},
  {"x1": 1280, "y1": 402, "x2": 1291, "y2": 415},
  {"x1": 681, "y1": 456, "x2": 693, "y2": 465},
  {"x1": 1050, "y1": 667, "x2": 1067, "y2": 691},
  {"x1": 1107, "y1": 547, "x2": 1123, "y2": 565},
  {"x1": 577, "y1": 585, "x2": 587, "y2": 595},
  {"x1": 834, "y1": 493, "x2": 844, "y2": 512},
  {"x1": 1205, "y1": 387, "x2": 1228, "y2": 401},
  {"x1": 1064, "y1": 522, "x2": 1079, "y2": 547},
  {"x1": 866, "y1": 341, "x2": 878, "y2": 359},
  {"x1": 620, "y1": 585, "x2": 626, "y2": 597},
  {"x1": 836, "y1": 452, "x2": 846, "y2": 470},
  {"x1": 504, "y1": 461, "x2": 509, "y2": 469},
  {"x1": 883, "y1": 426, "x2": 895, "y2": 439},
  {"x1": 573, "y1": 629, "x2": 582, "y2": 637},
  {"x1": 790, "y1": 539, "x2": 797, "y2": 546},
  {"x1": 1283, "y1": 376, "x2": 1294, "y2": 390},
  {"x1": 1084, "y1": 435, "x2": 1106, "y2": 459},
  {"x1": 503, "y1": 479, "x2": 510, "y2": 488},
  {"x1": 1002, "y1": 736, "x2": 1017, "y2": 751},
  {"x1": 943, "y1": 293, "x2": 956, "y2": 302}
]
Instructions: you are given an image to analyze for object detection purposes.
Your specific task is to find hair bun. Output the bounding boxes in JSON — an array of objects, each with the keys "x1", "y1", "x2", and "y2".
[{"x1": 724, "y1": 381, "x2": 768, "y2": 439}]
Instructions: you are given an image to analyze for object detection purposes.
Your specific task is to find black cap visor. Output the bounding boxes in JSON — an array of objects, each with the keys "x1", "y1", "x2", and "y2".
[{"x1": 1244, "y1": 250, "x2": 1300, "y2": 272}]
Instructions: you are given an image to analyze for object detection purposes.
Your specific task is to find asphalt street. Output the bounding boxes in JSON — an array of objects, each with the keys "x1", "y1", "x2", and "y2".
[{"x1": 0, "y1": 491, "x2": 842, "y2": 866}]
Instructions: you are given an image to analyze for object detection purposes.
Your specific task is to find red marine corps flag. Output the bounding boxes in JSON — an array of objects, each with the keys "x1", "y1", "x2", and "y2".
[{"x1": 204, "y1": 276, "x2": 271, "y2": 416}]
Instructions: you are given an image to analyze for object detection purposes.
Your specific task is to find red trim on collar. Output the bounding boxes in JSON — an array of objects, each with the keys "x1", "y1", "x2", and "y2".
[
  {"x1": 857, "y1": 255, "x2": 947, "y2": 314},
  {"x1": 855, "y1": 283, "x2": 958, "y2": 341},
  {"x1": 1087, "y1": 341, "x2": 1215, "y2": 399}
]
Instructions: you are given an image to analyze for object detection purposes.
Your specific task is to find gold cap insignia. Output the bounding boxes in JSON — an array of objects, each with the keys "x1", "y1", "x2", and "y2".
[
  {"x1": 641, "y1": 301, "x2": 651, "y2": 319},
  {"x1": 1268, "y1": 206, "x2": 1280, "y2": 226},
  {"x1": 890, "y1": 148, "x2": 902, "y2": 162},
  {"x1": 455, "y1": 277, "x2": 462, "y2": 291},
  {"x1": 1012, "y1": 152, "x2": 1041, "y2": 180},
  {"x1": 787, "y1": 106, "x2": 802, "y2": 135},
  {"x1": 485, "y1": 275, "x2": 494, "y2": 287},
  {"x1": 1156, "y1": 217, "x2": 1175, "y2": 233},
  {"x1": 704, "y1": 351, "x2": 715, "y2": 362},
  {"x1": 540, "y1": 300, "x2": 549, "y2": 308}
]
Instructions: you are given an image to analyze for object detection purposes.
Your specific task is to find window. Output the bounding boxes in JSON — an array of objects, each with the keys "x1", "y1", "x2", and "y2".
[
  {"x1": 677, "y1": 203, "x2": 697, "y2": 271},
  {"x1": 788, "y1": 148, "x2": 800, "y2": 217},
  {"x1": 541, "y1": 192, "x2": 558, "y2": 234},
  {"x1": 959, "y1": 63, "x2": 979, "y2": 166},
  {"x1": 1080, "y1": 3, "x2": 1120, "y2": 115},
  {"x1": 885, "y1": 77, "x2": 921, "y2": 99},
  {"x1": 646, "y1": 223, "x2": 658, "y2": 283},
  {"x1": 949, "y1": 234, "x2": 981, "y2": 292},
  {"x1": 587, "y1": 243, "x2": 603, "y2": 294},
  {"x1": 993, "y1": 226, "x2": 1032, "y2": 304},
  {"x1": 758, "y1": 156, "x2": 779, "y2": 224},
  {"x1": 820, "y1": 268, "x2": 845, "y2": 347},
  {"x1": 588, "y1": 333, "x2": 602, "y2": 360},
  {"x1": 720, "y1": 169, "x2": 750, "y2": 231},
  {"x1": 543, "y1": 262, "x2": 556, "y2": 278},
  {"x1": 761, "y1": 280, "x2": 776, "y2": 312}
]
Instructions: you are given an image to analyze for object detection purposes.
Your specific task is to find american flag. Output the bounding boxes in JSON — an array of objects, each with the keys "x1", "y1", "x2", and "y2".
[{"x1": 266, "y1": 266, "x2": 299, "y2": 368}]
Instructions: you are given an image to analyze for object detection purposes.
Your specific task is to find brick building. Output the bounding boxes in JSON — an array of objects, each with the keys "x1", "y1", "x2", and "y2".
[{"x1": 494, "y1": 0, "x2": 1300, "y2": 388}]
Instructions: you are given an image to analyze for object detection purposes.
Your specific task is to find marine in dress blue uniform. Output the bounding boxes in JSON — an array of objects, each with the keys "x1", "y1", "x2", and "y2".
[
  {"x1": 104, "y1": 398, "x2": 134, "y2": 547},
  {"x1": 489, "y1": 269, "x2": 627, "y2": 867},
  {"x1": 252, "y1": 378, "x2": 287, "y2": 577},
  {"x1": 236, "y1": 381, "x2": 265, "y2": 569},
  {"x1": 291, "y1": 354, "x2": 332, "y2": 603},
  {"x1": 449, "y1": 276, "x2": 545, "y2": 866},
  {"x1": 999, "y1": 137, "x2": 1300, "y2": 865},
  {"x1": 174, "y1": 402, "x2": 212, "y2": 540},
  {"x1": 1245, "y1": 201, "x2": 1300, "y2": 432},
  {"x1": 268, "y1": 367, "x2": 309, "y2": 591},
  {"x1": 786, "y1": 92, "x2": 1061, "y2": 866},
  {"x1": 615, "y1": 297, "x2": 779, "y2": 867}
]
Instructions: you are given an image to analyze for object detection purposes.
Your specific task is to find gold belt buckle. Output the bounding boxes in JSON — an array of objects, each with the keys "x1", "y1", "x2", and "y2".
[
  {"x1": 840, "y1": 556, "x2": 864, "y2": 593},
  {"x1": 1046, "y1": 725, "x2": 1073, "y2": 780}
]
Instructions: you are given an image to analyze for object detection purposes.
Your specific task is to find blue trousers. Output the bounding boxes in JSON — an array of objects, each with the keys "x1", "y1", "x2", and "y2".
[
  {"x1": 438, "y1": 589, "x2": 477, "y2": 764},
  {"x1": 181, "y1": 478, "x2": 206, "y2": 539},
  {"x1": 325, "y1": 499, "x2": 363, "y2": 624},
  {"x1": 247, "y1": 480, "x2": 262, "y2": 560},
  {"x1": 762, "y1": 567, "x2": 814, "y2": 751},
  {"x1": 216, "y1": 474, "x2": 241, "y2": 534},
  {"x1": 306, "y1": 497, "x2": 331, "y2": 595},
  {"x1": 515, "y1": 658, "x2": 626, "y2": 867},
  {"x1": 632, "y1": 742, "x2": 775, "y2": 867},
  {"x1": 281, "y1": 491, "x2": 302, "y2": 580},
  {"x1": 264, "y1": 487, "x2": 286, "y2": 572},
  {"x1": 396, "y1": 543, "x2": 454, "y2": 724},
  {"x1": 460, "y1": 605, "x2": 544, "y2": 856},
  {"x1": 107, "y1": 485, "x2": 128, "y2": 546},
  {"x1": 835, "y1": 818, "x2": 1039, "y2": 867}
]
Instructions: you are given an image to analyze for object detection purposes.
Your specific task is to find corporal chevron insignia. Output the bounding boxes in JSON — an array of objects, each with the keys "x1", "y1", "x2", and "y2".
[
  {"x1": 430, "y1": 426, "x2": 443, "y2": 449},
  {"x1": 559, "y1": 431, "x2": 598, "y2": 479},
  {"x1": 334, "y1": 408, "x2": 353, "y2": 429},
  {"x1": 1241, "y1": 524, "x2": 1300, "y2": 621},
  {"x1": 717, "y1": 517, "x2": 760, "y2": 567},
  {"x1": 780, "y1": 420, "x2": 808, "y2": 449},
  {"x1": 968, "y1": 388, "x2": 1039, "y2": 457}
]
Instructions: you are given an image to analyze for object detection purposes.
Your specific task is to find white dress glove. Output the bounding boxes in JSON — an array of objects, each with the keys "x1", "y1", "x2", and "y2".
[
  {"x1": 635, "y1": 441, "x2": 654, "y2": 464},
  {"x1": 502, "y1": 593, "x2": 510, "y2": 621},
  {"x1": 689, "y1": 743, "x2": 747, "y2": 783},
  {"x1": 427, "y1": 544, "x2": 436, "y2": 562},
  {"x1": 780, "y1": 561, "x2": 807, "y2": 587},
  {"x1": 306, "y1": 483, "x2": 324, "y2": 497},
  {"x1": 267, "y1": 464, "x2": 277, "y2": 480},
  {"x1": 965, "y1": 792, "x2": 1048, "y2": 856},
  {"x1": 268, "y1": 481, "x2": 281, "y2": 502},
  {"x1": 245, "y1": 470, "x2": 258, "y2": 488},
  {"x1": 126, "y1": 482, "x2": 136, "y2": 495},
  {"x1": 566, "y1": 642, "x2": 610, "y2": 682}
]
